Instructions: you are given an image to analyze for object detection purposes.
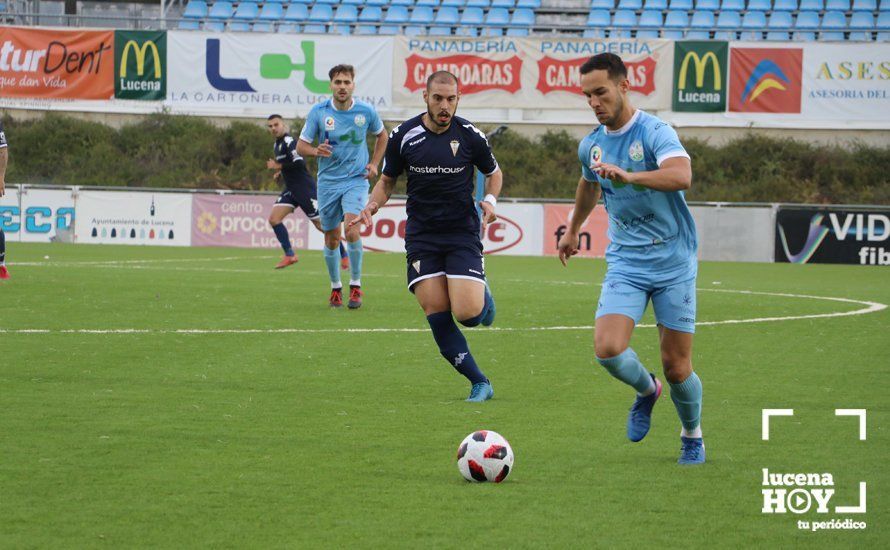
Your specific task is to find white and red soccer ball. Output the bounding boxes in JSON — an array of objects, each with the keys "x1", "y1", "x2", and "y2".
[{"x1": 456, "y1": 430, "x2": 514, "y2": 483}]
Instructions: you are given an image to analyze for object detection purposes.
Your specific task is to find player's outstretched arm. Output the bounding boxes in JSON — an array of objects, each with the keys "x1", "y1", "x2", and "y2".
[
  {"x1": 366, "y1": 129, "x2": 389, "y2": 179},
  {"x1": 594, "y1": 157, "x2": 691, "y2": 192},
  {"x1": 557, "y1": 177, "x2": 601, "y2": 266},
  {"x1": 349, "y1": 174, "x2": 397, "y2": 229}
]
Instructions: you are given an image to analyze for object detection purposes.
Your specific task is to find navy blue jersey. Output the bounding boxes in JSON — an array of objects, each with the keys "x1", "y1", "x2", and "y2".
[
  {"x1": 274, "y1": 133, "x2": 314, "y2": 193},
  {"x1": 382, "y1": 114, "x2": 499, "y2": 239}
]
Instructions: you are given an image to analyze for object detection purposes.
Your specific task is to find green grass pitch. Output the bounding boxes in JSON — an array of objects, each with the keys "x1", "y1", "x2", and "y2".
[{"x1": 1, "y1": 243, "x2": 887, "y2": 547}]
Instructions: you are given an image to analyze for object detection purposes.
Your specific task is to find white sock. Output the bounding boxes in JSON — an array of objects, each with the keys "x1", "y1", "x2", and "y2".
[
  {"x1": 637, "y1": 377, "x2": 656, "y2": 397},
  {"x1": 681, "y1": 426, "x2": 703, "y2": 439},
  {"x1": 331, "y1": 282, "x2": 343, "y2": 290},
  {"x1": 349, "y1": 279, "x2": 361, "y2": 287}
]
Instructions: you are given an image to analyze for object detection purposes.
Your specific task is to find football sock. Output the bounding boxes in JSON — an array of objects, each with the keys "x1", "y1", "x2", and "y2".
[
  {"x1": 271, "y1": 223, "x2": 294, "y2": 256},
  {"x1": 596, "y1": 348, "x2": 655, "y2": 395},
  {"x1": 323, "y1": 246, "x2": 341, "y2": 286},
  {"x1": 339, "y1": 242, "x2": 347, "y2": 259},
  {"x1": 670, "y1": 372, "x2": 703, "y2": 434},
  {"x1": 0, "y1": 228, "x2": 5, "y2": 265},
  {"x1": 457, "y1": 287, "x2": 493, "y2": 328},
  {"x1": 346, "y1": 239, "x2": 363, "y2": 283},
  {"x1": 427, "y1": 311, "x2": 488, "y2": 385}
]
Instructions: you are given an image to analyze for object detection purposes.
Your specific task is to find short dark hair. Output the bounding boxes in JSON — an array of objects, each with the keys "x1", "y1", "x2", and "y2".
[
  {"x1": 267, "y1": 114, "x2": 283, "y2": 121},
  {"x1": 328, "y1": 64, "x2": 355, "y2": 80},
  {"x1": 426, "y1": 70, "x2": 459, "y2": 92},
  {"x1": 579, "y1": 53, "x2": 627, "y2": 81}
]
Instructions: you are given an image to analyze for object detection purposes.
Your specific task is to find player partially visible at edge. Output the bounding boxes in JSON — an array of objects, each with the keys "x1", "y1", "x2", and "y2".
[
  {"x1": 297, "y1": 64, "x2": 388, "y2": 309},
  {"x1": 264, "y1": 114, "x2": 347, "y2": 270},
  {"x1": 557, "y1": 53, "x2": 705, "y2": 464},
  {"x1": 350, "y1": 71, "x2": 502, "y2": 402},
  {"x1": 0, "y1": 119, "x2": 9, "y2": 280}
]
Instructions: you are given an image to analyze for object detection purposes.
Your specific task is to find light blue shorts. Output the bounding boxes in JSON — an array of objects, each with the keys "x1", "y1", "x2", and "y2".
[
  {"x1": 595, "y1": 274, "x2": 697, "y2": 334},
  {"x1": 318, "y1": 180, "x2": 368, "y2": 232}
]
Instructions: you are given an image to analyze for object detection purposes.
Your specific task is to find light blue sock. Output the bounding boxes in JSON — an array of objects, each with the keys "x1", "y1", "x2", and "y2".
[
  {"x1": 669, "y1": 372, "x2": 703, "y2": 433},
  {"x1": 347, "y1": 239, "x2": 363, "y2": 284},
  {"x1": 596, "y1": 348, "x2": 653, "y2": 394},
  {"x1": 323, "y1": 246, "x2": 341, "y2": 287}
]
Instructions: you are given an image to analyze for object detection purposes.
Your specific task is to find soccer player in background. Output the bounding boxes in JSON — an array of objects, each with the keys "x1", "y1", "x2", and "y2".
[
  {"x1": 297, "y1": 65, "x2": 387, "y2": 309},
  {"x1": 0, "y1": 119, "x2": 9, "y2": 280},
  {"x1": 557, "y1": 53, "x2": 705, "y2": 464},
  {"x1": 265, "y1": 114, "x2": 347, "y2": 270},
  {"x1": 350, "y1": 71, "x2": 501, "y2": 402}
]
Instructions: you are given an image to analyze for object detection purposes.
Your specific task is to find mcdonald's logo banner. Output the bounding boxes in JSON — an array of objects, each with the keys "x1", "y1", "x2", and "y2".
[
  {"x1": 672, "y1": 41, "x2": 727, "y2": 112},
  {"x1": 115, "y1": 30, "x2": 166, "y2": 100}
]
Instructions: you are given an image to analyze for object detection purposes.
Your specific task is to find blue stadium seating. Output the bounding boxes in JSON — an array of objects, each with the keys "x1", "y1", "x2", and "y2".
[
  {"x1": 456, "y1": 26, "x2": 479, "y2": 35},
  {"x1": 825, "y1": 0, "x2": 850, "y2": 10},
  {"x1": 583, "y1": 28, "x2": 605, "y2": 37},
  {"x1": 258, "y1": 3, "x2": 283, "y2": 21},
  {"x1": 795, "y1": 10, "x2": 821, "y2": 28},
  {"x1": 207, "y1": 1, "x2": 233, "y2": 20},
  {"x1": 799, "y1": 0, "x2": 824, "y2": 10},
  {"x1": 277, "y1": 22, "x2": 298, "y2": 33},
  {"x1": 686, "y1": 29, "x2": 710, "y2": 38},
  {"x1": 637, "y1": 29, "x2": 660, "y2": 37},
  {"x1": 588, "y1": 9, "x2": 611, "y2": 25},
  {"x1": 821, "y1": 10, "x2": 848, "y2": 29},
  {"x1": 435, "y1": 6, "x2": 460, "y2": 23},
  {"x1": 644, "y1": 0, "x2": 668, "y2": 9},
  {"x1": 849, "y1": 11, "x2": 874, "y2": 27},
  {"x1": 662, "y1": 29, "x2": 685, "y2": 38},
  {"x1": 715, "y1": 10, "x2": 741, "y2": 38},
  {"x1": 491, "y1": 0, "x2": 516, "y2": 7},
  {"x1": 410, "y1": 6, "x2": 434, "y2": 22},
  {"x1": 774, "y1": 0, "x2": 797, "y2": 9},
  {"x1": 385, "y1": 6, "x2": 410, "y2": 23},
  {"x1": 315, "y1": 0, "x2": 338, "y2": 4},
  {"x1": 359, "y1": 6, "x2": 383, "y2": 21},
  {"x1": 639, "y1": 9, "x2": 663, "y2": 27},
  {"x1": 416, "y1": 0, "x2": 439, "y2": 6},
  {"x1": 462, "y1": 7, "x2": 485, "y2": 24},
  {"x1": 390, "y1": 0, "x2": 414, "y2": 5},
  {"x1": 748, "y1": 0, "x2": 771, "y2": 10},
  {"x1": 430, "y1": 25, "x2": 452, "y2": 33},
  {"x1": 232, "y1": 1, "x2": 257, "y2": 20},
  {"x1": 512, "y1": 8, "x2": 536, "y2": 24},
  {"x1": 591, "y1": 0, "x2": 615, "y2": 7},
  {"x1": 303, "y1": 23, "x2": 327, "y2": 33},
  {"x1": 618, "y1": 0, "x2": 643, "y2": 9},
  {"x1": 516, "y1": 0, "x2": 542, "y2": 7},
  {"x1": 696, "y1": 0, "x2": 720, "y2": 9},
  {"x1": 612, "y1": 9, "x2": 638, "y2": 27},
  {"x1": 769, "y1": 10, "x2": 793, "y2": 28},
  {"x1": 664, "y1": 9, "x2": 689, "y2": 27},
  {"x1": 881, "y1": 0, "x2": 890, "y2": 9},
  {"x1": 852, "y1": 0, "x2": 876, "y2": 10},
  {"x1": 262, "y1": 0, "x2": 284, "y2": 3},
  {"x1": 284, "y1": 4, "x2": 309, "y2": 22},
  {"x1": 443, "y1": 0, "x2": 466, "y2": 6},
  {"x1": 357, "y1": 25, "x2": 379, "y2": 34},
  {"x1": 506, "y1": 26, "x2": 530, "y2": 35},
  {"x1": 879, "y1": 11, "x2": 890, "y2": 26},
  {"x1": 308, "y1": 4, "x2": 333, "y2": 22},
  {"x1": 820, "y1": 30, "x2": 845, "y2": 39},
  {"x1": 481, "y1": 26, "x2": 505, "y2": 35},
  {"x1": 378, "y1": 24, "x2": 400, "y2": 34},
  {"x1": 341, "y1": 0, "x2": 364, "y2": 4},
  {"x1": 487, "y1": 7, "x2": 510, "y2": 24},
  {"x1": 252, "y1": 21, "x2": 272, "y2": 32},
  {"x1": 182, "y1": 1, "x2": 207, "y2": 19},
  {"x1": 227, "y1": 21, "x2": 249, "y2": 31},
  {"x1": 690, "y1": 10, "x2": 715, "y2": 28},
  {"x1": 404, "y1": 25, "x2": 425, "y2": 34},
  {"x1": 334, "y1": 5, "x2": 358, "y2": 23},
  {"x1": 178, "y1": 19, "x2": 200, "y2": 29},
  {"x1": 205, "y1": 20, "x2": 225, "y2": 31},
  {"x1": 670, "y1": 0, "x2": 694, "y2": 9},
  {"x1": 467, "y1": 0, "x2": 491, "y2": 6}
]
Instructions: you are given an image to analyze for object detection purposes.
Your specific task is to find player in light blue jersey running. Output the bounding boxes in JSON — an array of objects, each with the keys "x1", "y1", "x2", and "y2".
[
  {"x1": 557, "y1": 53, "x2": 705, "y2": 465},
  {"x1": 298, "y1": 64, "x2": 388, "y2": 309}
]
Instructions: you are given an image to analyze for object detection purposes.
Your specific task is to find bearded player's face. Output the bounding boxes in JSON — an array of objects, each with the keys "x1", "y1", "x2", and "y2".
[{"x1": 423, "y1": 81, "x2": 460, "y2": 128}]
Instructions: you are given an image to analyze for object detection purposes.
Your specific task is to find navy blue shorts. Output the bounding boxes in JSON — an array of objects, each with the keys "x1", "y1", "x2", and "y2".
[
  {"x1": 274, "y1": 183, "x2": 319, "y2": 220},
  {"x1": 406, "y1": 237, "x2": 485, "y2": 293}
]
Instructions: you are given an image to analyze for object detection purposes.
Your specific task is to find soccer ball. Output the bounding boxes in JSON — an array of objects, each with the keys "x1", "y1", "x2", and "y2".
[{"x1": 456, "y1": 430, "x2": 514, "y2": 483}]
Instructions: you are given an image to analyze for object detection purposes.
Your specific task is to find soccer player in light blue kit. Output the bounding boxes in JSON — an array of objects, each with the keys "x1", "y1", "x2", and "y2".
[
  {"x1": 298, "y1": 64, "x2": 388, "y2": 309},
  {"x1": 557, "y1": 53, "x2": 705, "y2": 465}
]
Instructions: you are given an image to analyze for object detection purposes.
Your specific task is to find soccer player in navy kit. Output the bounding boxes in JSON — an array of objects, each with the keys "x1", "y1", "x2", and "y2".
[
  {"x1": 351, "y1": 71, "x2": 501, "y2": 402},
  {"x1": 265, "y1": 114, "x2": 346, "y2": 269},
  {"x1": 557, "y1": 53, "x2": 704, "y2": 464},
  {"x1": 0, "y1": 119, "x2": 9, "y2": 280}
]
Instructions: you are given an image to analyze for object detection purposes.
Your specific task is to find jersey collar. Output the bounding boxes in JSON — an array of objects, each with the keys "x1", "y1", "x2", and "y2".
[
  {"x1": 329, "y1": 98, "x2": 355, "y2": 112},
  {"x1": 604, "y1": 109, "x2": 641, "y2": 136}
]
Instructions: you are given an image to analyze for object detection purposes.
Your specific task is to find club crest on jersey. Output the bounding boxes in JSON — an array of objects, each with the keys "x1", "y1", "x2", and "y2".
[
  {"x1": 354, "y1": 114, "x2": 366, "y2": 127},
  {"x1": 590, "y1": 145, "x2": 603, "y2": 166},
  {"x1": 450, "y1": 140, "x2": 460, "y2": 157},
  {"x1": 412, "y1": 260, "x2": 421, "y2": 273},
  {"x1": 324, "y1": 116, "x2": 336, "y2": 131},
  {"x1": 629, "y1": 140, "x2": 644, "y2": 162}
]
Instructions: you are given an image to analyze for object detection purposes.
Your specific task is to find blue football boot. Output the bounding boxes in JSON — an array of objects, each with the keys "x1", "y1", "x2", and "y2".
[
  {"x1": 466, "y1": 381, "x2": 494, "y2": 402},
  {"x1": 678, "y1": 437, "x2": 706, "y2": 465},
  {"x1": 626, "y1": 374, "x2": 662, "y2": 442},
  {"x1": 480, "y1": 281, "x2": 496, "y2": 327}
]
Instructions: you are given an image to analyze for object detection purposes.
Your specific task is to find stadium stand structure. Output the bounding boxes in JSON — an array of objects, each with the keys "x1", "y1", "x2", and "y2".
[{"x1": 1, "y1": 0, "x2": 887, "y2": 40}]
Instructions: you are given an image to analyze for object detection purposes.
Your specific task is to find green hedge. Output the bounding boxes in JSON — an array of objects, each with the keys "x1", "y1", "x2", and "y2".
[{"x1": 4, "y1": 113, "x2": 888, "y2": 204}]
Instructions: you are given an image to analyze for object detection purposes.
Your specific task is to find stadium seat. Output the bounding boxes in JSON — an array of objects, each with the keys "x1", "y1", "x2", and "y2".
[
  {"x1": 232, "y1": 1, "x2": 258, "y2": 20},
  {"x1": 378, "y1": 24, "x2": 400, "y2": 34},
  {"x1": 515, "y1": 0, "x2": 542, "y2": 7},
  {"x1": 852, "y1": 0, "x2": 876, "y2": 10},
  {"x1": 506, "y1": 26, "x2": 530, "y2": 35},
  {"x1": 591, "y1": 0, "x2": 615, "y2": 7},
  {"x1": 410, "y1": 6, "x2": 434, "y2": 22},
  {"x1": 819, "y1": 30, "x2": 845, "y2": 39},
  {"x1": 794, "y1": 30, "x2": 818, "y2": 38},
  {"x1": 178, "y1": 18, "x2": 200, "y2": 29},
  {"x1": 462, "y1": 7, "x2": 485, "y2": 23},
  {"x1": 690, "y1": 10, "x2": 715, "y2": 28},
  {"x1": 455, "y1": 25, "x2": 479, "y2": 35},
  {"x1": 748, "y1": 0, "x2": 771, "y2": 10},
  {"x1": 821, "y1": 10, "x2": 847, "y2": 29},
  {"x1": 612, "y1": 9, "x2": 638, "y2": 28},
  {"x1": 252, "y1": 21, "x2": 272, "y2": 32},
  {"x1": 207, "y1": 1, "x2": 233, "y2": 20},
  {"x1": 583, "y1": 28, "x2": 605, "y2": 37},
  {"x1": 442, "y1": 0, "x2": 466, "y2": 5},
  {"x1": 636, "y1": 29, "x2": 660, "y2": 37},
  {"x1": 662, "y1": 29, "x2": 685, "y2": 37},
  {"x1": 284, "y1": 4, "x2": 308, "y2": 22},
  {"x1": 849, "y1": 11, "x2": 874, "y2": 28},
  {"x1": 356, "y1": 24, "x2": 379, "y2": 34},
  {"x1": 487, "y1": 7, "x2": 510, "y2": 24},
  {"x1": 881, "y1": 31, "x2": 890, "y2": 39},
  {"x1": 720, "y1": 0, "x2": 744, "y2": 9},
  {"x1": 825, "y1": 0, "x2": 850, "y2": 10},
  {"x1": 429, "y1": 25, "x2": 452, "y2": 33},
  {"x1": 879, "y1": 11, "x2": 890, "y2": 26},
  {"x1": 303, "y1": 23, "x2": 327, "y2": 33},
  {"x1": 182, "y1": 0, "x2": 207, "y2": 19},
  {"x1": 315, "y1": 0, "x2": 338, "y2": 4},
  {"x1": 416, "y1": 0, "x2": 440, "y2": 5},
  {"x1": 481, "y1": 26, "x2": 505, "y2": 35},
  {"x1": 404, "y1": 25, "x2": 425, "y2": 34},
  {"x1": 228, "y1": 21, "x2": 250, "y2": 31},
  {"x1": 618, "y1": 0, "x2": 643, "y2": 9},
  {"x1": 391, "y1": 0, "x2": 415, "y2": 5},
  {"x1": 847, "y1": 30, "x2": 873, "y2": 39},
  {"x1": 769, "y1": 10, "x2": 794, "y2": 28},
  {"x1": 766, "y1": 30, "x2": 790, "y2": 39},
  {"x1": 258, "y1": 3, "x2": 283, "y2": 21},
  {"x1": 341, "y1": 0, "x2": 364, "y2": 4},
  {"x1": 644, "y1": 0, "x2": 668, "y2": 8},
  {"x1": 774, "y1": 0, "x2": 797, "y2": 9},
  {"x1": 308, "y1": 4, "x2": 333, "y2": 22},
  {"x1": 588, "y1": 9, "x2": 611, "y2": 26},
  {"x1": 716, "y1": 10, "x2": 741, "y2": 38},
  {"x1": 491, "y1": 0, "x2": 515, "y2": 6},
  {"x1": 466, "y1": 0, "x2": 491, "y2": 6},
  {"x1": 366, "y1": 0, "x2": 390, "y2": 5},
  {"x1": 511, "y1": 8, "x2": 536, "y2": 25},
  {"x1": 795, "y1": 10, "x2": 821, "y2": 29},
  {"x1": 799, "y1": 0, "x2": 823, "y2": 10},
  {"x1": 686, "y1": 29, "x2": 711, "y2": 38},
  {"x1": 639, "y1": 9, "x2": 663, "y2": 27},
  {"x1": 664, "y1": 9, "x2": 689, "y2": 27},
  {"x1": 741, "y1": 10, "x2": 767, "y2": 39},
  {"x1": 670, "y1": 0, "x2": 693, "y2": 9},
  {"x1": 385, "y1": 6, "x2": 410, "y2": 23},
  {"x1": 434, "y1": 6, "x2": 459, "y2": 24},
  {"x1": 334, "y1": 5, "x2": 359, "y2": 23},
  {"x1": 277, "y1": 22, "x2": 299, "y2": 33},
  {"x1": 359, "y1": 6, "x2": 383, "y2": 21},
  {"x1": 330, "y1": 24, "x2": 351, "y2": 35},
  {"x1": 696, "y1": 0, "x2": 720, "y2": 9},
  {"x1": 882, "y1": 0, "x2": 890, "y2": 10},
  {"x1": 262, "y1": 0, "x2": 284, "y2": 3},
  {"x1": 204, "y1": 20, "x2": 225, "y2": 31}
]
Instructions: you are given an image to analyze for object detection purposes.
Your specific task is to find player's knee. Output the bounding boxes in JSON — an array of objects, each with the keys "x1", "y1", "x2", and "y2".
[
  {"x1": 594, "y1": 338, "x2": 628, "y2": 361},
  {"x1": 662, "y1": 355, "x2": 692, "y2": 384}
]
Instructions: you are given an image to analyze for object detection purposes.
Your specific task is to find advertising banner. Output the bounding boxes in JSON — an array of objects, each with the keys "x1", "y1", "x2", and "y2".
[
  {"x1": 114, "y1": 30, "x2": 166, "y2": 101},
  {"x1": 728, "y1": 46, "x2": 803, "y2": 114},
  {"x1": 672, "y1": 41, "x2": 728, "y2": 112},
  {"x1": 166, "y1": 31, "x2": 392, "y2": 116},
  {"x1": 542, "y1": 204, "x2": 610, "y2": 258},
  {"x1": 775, "y1": 207, "x2": 890, "y2": 265},
  {"x1": 74, "y1": 191, "x2": 192, "y2": 246},
  {"x1": 802, "y1": 43, "x2": 890, "y2": 121},
  {"x1": 0, "y1": 186, "x2": 21, "y2": 242},
  {"x1": 0, "y1": 27, "x2": 114, "y2": 100},
  {"x1": 191, "y1": 193, "x2": 311, "y2": 250},
  {"x1": 18, "y1": 188, "x2": 77, "y2": 243},
  {"x1": 393, "y1": 36, "x2": 673, "y2": 110}
]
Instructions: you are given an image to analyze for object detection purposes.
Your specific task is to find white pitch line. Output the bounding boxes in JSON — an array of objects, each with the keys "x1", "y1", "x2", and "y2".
[
  {"x1": 1, "y1": 288, "x2": 885, "y2": 335},
  {"x1": 11, "y1": 255, "x2": 276, "y2": 267}
]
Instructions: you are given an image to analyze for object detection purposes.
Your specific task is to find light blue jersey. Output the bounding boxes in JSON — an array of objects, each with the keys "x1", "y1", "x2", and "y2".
[
  {"x1": 579, "y1": 109, "x2": 697, "y2": 285},
  {"x1": 300, "y1": 99, "x2": 384, "y2": 187}
]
